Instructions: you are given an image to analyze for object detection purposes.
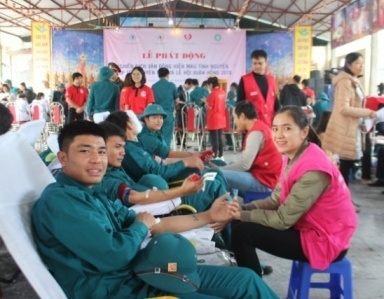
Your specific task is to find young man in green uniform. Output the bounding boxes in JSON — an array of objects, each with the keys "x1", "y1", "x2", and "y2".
[
  {"x1": 190, "y1": 78, "x2": 209, "y2": 107},
  {"x1": 151, "y1": 67, "x2": 179, "y2": 146},
  {"x1": 105, "y1": 111, "x2": 204, "y2": 183},
  {"x1": 97, "y1": 121, "x2": 227, "y2": 213},
  {"x1": 86, "y1": 66, "x2": 120, "y2": 117},
  {"x1": 108, "y1": 62, "x2": 125, "y2": 90},
  {"x1": 32, "y1": 120, "x2": 278, "y2": 299},
  {"x1": 138, "y1": 104, "x2": 201, "y2": 160},
  {"x1": 137, "y1": 105, "x2": 228, "y2": 185}
]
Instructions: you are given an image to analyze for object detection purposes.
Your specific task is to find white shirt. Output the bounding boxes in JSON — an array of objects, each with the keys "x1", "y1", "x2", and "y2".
[
  {"x1": 0, "y1": 92, "x2": 15, "y2": 102},
  {"x1": 14, "y1": 98, "x2": 31, "y2": 122},
  {"x1": 43, "y1": 88, "x2": 53, "y2": 103}
]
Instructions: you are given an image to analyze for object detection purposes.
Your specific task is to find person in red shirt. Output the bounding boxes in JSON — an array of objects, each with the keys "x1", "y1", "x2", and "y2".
[
  {"x1": 119, "y1": 66, "x2": 154, "y2": 117},
  {"x1": 237, "y1": 50, "x2": 280, "y2": 127},
  {"x1": 301, "y1": 79, "x2": 315, "y2": 104},
  {"x1": 202, "y1": 76, "x2": 226, "y2": 160},
  {"x1": 119, "y1": 73, "x2": 133, "y2": 110},
  {"x1": 65, "y1": 72, "x2": 88, "y2": 123}
]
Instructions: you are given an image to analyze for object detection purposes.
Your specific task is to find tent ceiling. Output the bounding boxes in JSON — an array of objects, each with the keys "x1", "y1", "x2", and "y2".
[{"x1": 0, "y1": 0, "x2": 353, "y2": 41}]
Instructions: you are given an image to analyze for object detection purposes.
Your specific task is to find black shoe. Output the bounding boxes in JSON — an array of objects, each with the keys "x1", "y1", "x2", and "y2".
[
  {"x1": 368, "y1": 179, "x2": 384, "y2": 187},
  {"x1": 261, "y1": 264, "x2": 273, "y2": 276}
]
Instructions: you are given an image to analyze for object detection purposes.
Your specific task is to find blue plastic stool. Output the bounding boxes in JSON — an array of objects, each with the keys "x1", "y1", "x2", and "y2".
[
  {"x1": 243, "y1": 191, "x2": 272, "y2": 204},
  {"x1": 287, "y1": 257, "x2": 353, "y2": 299}
]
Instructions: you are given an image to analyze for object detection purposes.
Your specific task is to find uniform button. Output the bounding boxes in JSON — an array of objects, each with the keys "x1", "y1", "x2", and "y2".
[
  {"x1": 265, "y1": 114, "x2": 267, "y2": 116},
  {"x1": 264, "y1": 162, "x2": 268, "y2": 166},
  {"x1": 106, "y1": 228, "x2": 112, "y2": 233},
  {"x1": 264, "y1": 105, "x2": 267, "y2": 107}
]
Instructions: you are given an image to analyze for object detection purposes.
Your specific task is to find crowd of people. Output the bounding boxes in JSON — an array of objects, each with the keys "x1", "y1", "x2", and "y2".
[
  {"x1": 1, "y1": 49, "x2": 377, "y2": 298},
  {"x1": 0, "y1": 79, "x2": 66, "y2": 123}
]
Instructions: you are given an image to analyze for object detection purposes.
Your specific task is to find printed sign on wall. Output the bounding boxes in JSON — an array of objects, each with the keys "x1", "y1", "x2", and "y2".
[
  {"x1": 104, "y1": 28, "x2": 245, "y2": 88},
  {"x1": 294, "y1": 26, "x2": 312, "y2": 79},
  {"x1": 32, "y1": 21, "x2": 51, "y2": 88}
]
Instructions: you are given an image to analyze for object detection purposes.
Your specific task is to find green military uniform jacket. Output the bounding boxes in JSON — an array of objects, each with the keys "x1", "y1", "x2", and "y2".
[
  {"x1": 126, "y1": 136, "x2": 229, "y2": 193},
  {"x1": 190, "y1": 86, "x2": 209, "y2": 107},
  {"x1": 151, "y1": 78, "x2": 178, "y2": 114},
  {"x1": 151, "y1": 78, "x2": 178, "y2": 146},
  {"x1": 138, "y1": 126, "x2": 171, "y2": 159},
  {"x1": 96, "y1": 167, "x2": 169, "y2": 205},
  {"x1": 32, "y1": 172, "x2": 164, "y2": 299},
  {"x1": 96, "y1": 167, "x2": 137, "y2": 202},
  {"x1": 87, "y1": 80, "x2": 120, "y2": 115},
  {"x1": 100, "y1": 165, "x2": 227, "y2": 212},
  {"x1": 122, "y1": 140, "x2": 185, "y2": 182}
]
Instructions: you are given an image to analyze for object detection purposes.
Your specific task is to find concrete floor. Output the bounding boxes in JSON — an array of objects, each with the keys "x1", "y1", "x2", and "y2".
[{"x1": 1, "y1": 149, "x2": 383, "y2": 298}]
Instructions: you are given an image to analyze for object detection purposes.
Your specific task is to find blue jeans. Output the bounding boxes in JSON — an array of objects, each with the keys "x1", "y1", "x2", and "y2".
[{"x1": 220, "y1": 170, "x2": 271, "y2": 197}]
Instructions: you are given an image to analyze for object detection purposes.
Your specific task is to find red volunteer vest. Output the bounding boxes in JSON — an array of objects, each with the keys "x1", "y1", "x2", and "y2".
[
  {"x1": 243, "y1": 120, "x2": 282, "y2": 188},
  {"x1": 242, "y1": 73, "x2": 276, "y2": 127},
  {"x1": 206, "y1": 87, "x2": 226, "y2": 130}
]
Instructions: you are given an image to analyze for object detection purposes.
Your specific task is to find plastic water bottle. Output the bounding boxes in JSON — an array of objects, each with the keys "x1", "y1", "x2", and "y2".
[{"x1": 232, "y1": 188, "x2": 238, "y2": 201}]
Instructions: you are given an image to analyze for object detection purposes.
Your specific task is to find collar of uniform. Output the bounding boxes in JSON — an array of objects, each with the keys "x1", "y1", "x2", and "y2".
[
  {"x1": 107, "y1": 166, "x2": 126, "y2": 175},
  {"x1": 127, "y1": 139, "x2": 145, "y2": 150},
  {"x1": 105, "y1": 166, "x2": 114, "y2": 175},
  {"x1": 56, "y1": 172, "x2": 96, "y2": 195},
  {"x1": 141, "y1": 125, "x2": 159, "y2": 136}
]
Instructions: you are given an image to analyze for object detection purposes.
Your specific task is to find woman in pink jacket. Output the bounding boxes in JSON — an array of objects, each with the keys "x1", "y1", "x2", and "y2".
[{"x1": 228, "y1": 106, "x2": 357, "y2": 276}]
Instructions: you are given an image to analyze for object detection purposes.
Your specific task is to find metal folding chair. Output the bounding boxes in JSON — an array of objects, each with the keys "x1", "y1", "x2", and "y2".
[
  {"x1": 46, "y1": 102, "x2": 65, "y2": 137},
  {"x1": 31, "y1": 105, "x2": 40, "y2": 120},
  {"x1": 222, "y1": 106, "x2": 239, "y2": 153}
]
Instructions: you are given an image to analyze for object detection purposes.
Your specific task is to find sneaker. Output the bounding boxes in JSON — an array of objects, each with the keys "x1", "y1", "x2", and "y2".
[{"x1": 218, "y1": 156, "x2": 225, "y2": 162}]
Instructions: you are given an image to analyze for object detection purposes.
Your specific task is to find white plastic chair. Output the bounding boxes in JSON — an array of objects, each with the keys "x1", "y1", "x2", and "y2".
[
  {"x1": 0, "y1": 132, "x2": 67, "y2": 298},
  {"x1": 17, "y1": 119, "x2": 46, "y2": 147}
]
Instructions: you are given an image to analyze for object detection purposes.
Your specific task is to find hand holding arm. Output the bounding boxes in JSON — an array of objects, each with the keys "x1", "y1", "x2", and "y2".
[{"x1": 135, "y1": 212, "x2": 156, "y2": 230}]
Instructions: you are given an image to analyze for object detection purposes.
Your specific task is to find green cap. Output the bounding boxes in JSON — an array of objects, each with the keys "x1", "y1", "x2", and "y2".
[
  {"x1": 133, "y1": 233, "x2": 200, "y2": 294},
  {"x1": 98, "y1": 66, "x2": 114, "y2": 81},
  {"x1": 140, "y1": 104, "x2": 168, "y2": 121}
]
